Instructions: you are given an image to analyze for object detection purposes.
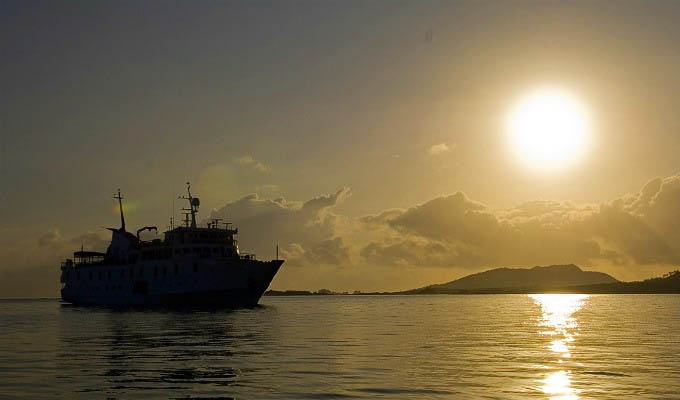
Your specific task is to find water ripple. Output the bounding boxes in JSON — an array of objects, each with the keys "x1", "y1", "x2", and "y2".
[{"x1": 0, "y1": 296, "x2": 678, "y2": 399}]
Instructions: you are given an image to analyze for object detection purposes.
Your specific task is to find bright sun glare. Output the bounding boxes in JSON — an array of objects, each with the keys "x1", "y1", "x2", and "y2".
[{"x1": 507, "y1": 87, "x2": 590, "y2": 170}]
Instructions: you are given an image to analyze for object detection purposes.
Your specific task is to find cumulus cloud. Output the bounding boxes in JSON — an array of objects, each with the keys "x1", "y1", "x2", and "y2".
[
  {"x1": 281, "y1": 238, "x2": 351, "y2": 266},
  {"x1": 359, "y1": 174, "x2": 680, "y2": 270},
  {"x1": 208, "y1": 187, "x2": 351, "y2": 264},
  {"x1": 207, "y1": 174, "x2": 680, "y2": 279},
  {"x1": 234, "y1": 155, "x2": 270, "y2": 173},
  {"x1": 428, "y1": 142, "x2": 453, "y2": 155},
  {"x1": 361, "y1": 236, "x2": 454, "y2": 267}
]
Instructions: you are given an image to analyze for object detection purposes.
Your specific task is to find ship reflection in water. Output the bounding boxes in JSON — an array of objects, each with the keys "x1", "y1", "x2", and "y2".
[{"x1": 531, "y1": 294, "x2": 589, "y2": 400}]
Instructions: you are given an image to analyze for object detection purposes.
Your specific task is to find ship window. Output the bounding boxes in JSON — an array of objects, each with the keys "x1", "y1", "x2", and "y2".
[
  {"x1": 164, "y1": 249, "x2": 171, "y2": 259},
  {"x1": 193, "y1": 262, "x2": 198, "y2": 272}
]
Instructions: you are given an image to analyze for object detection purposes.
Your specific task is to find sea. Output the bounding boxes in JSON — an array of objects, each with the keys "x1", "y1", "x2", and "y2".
[{"x1": 1, "y1": 295, "x2": 679, "y2": 399}]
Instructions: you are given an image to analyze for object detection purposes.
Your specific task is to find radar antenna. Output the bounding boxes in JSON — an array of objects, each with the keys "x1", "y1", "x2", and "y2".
[
  {"x1": 179, "y1": 182, "x2": 199, "y2": 228},
  {"x1": 113, "y1": 189, "x2": 126, "y2": 232}
]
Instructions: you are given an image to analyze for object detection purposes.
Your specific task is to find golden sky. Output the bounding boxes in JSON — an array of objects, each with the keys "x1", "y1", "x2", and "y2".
[{"x1": 1, "y1": 1, "x2": 680, "y2": 296}]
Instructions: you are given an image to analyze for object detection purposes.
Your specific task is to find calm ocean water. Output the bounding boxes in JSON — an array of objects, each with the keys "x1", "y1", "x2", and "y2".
[{"x1": 1, "y1": 295, "x2": 679, "y2": 399}]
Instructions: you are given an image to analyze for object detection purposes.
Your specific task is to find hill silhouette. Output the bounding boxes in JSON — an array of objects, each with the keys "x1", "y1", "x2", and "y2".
[
  {"x1": 405, "y1": 264, "x2": 618, "y2": 294},
  {"x1": 560, "y1": 270, "x2": 680, "y2": 294},
  {"x1": 264, "y1": 266, "x2": 680, "y2": 296}
]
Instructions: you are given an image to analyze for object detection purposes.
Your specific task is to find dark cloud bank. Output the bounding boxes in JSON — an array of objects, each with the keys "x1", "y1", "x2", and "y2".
[{"x1": 3, "y1": 173, "x2": 680, "y2": 297}]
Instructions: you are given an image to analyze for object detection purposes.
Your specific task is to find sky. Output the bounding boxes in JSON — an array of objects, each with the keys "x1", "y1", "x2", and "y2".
[{"x1": 1, "y1": 0, "x2": 680, "y2": 297}]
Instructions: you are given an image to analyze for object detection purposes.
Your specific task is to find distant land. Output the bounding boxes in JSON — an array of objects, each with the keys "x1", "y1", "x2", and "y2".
[{"x1": 265, "y1": 264, "x2": 680, "y2": 296}]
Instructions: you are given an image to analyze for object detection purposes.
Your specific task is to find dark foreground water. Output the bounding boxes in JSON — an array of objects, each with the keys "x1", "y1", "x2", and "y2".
[{"x1": 1, "y1": 295, "x2": 679, "y2": 399}]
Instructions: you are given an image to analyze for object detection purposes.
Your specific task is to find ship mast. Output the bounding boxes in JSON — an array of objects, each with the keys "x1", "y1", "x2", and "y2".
[
  {"x1": 179, "y1": 182, "x2": 199, "y2": 228},
  {"x1": 113, "y1": 189, "x2": 126, "y2": 232}
]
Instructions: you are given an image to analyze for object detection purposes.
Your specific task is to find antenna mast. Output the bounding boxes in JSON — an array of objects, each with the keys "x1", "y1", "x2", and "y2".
[
  {"x1": 179, "y1": 182, "x2": 199, "y2": 228},
  {"x1": 113, "y1": 189, "x2": 126, "y2": 232}
]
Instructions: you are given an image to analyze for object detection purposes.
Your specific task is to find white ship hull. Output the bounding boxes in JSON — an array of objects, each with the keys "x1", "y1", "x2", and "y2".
[{"x1": 61, "y1": 258, "x2": 283, "y2": 307}]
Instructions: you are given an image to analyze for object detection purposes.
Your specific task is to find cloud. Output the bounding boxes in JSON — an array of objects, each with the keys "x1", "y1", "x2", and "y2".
[
  {"x1": 208, "y1": 187, "x2": 351, "y2": 263},
  {"x1": 234, "y1": 155, "x2": 270, "y2": 173},
  {"x1": 6, "y1": 173, "x2": 680, "y2": 296},
  {"x1": 209, "y1": 173, "x2": 680, "y2": 280},
  {"x1": 361, "y1": 236, "x2": 454, "y2": 267},
  {"x1": 358, "y1": 174, "x2": 680, "y2": 270},
  {"x1": 38, "y1": 229, "x2": 62, "y2": 247},
  {"x1": 428, "y1": 142, "x2": 453, "y2": 155},
  {"x1": 281, "y1": 238, "x2": 351, "y2": 266},
  {"x1": 37, "y1": 229, "x2": 109, "y2": 252}
]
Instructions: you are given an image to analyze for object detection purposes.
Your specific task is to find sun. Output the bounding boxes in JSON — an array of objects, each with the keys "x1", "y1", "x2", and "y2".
[{"x1": 507, "y1": 87, "x2": 591, "y2": 170}]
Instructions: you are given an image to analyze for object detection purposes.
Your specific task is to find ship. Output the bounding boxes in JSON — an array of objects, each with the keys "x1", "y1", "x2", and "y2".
[{"x1": 60, "y1": 183, "x2": 284, "y2": 306}]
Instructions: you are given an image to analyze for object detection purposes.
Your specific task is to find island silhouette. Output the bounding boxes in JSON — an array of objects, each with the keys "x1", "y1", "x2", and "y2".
[{"x1": 265, "y1": 264, "x2": 680, "y2": 296}]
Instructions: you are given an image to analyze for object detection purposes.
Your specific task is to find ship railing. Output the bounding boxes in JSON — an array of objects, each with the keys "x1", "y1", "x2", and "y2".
[
  {"x1": 62, "y1": 260, "x2": 108, "y2": 269},
  {"x1": 239, "y1": 253, "x2": 257, "y2": 260}
]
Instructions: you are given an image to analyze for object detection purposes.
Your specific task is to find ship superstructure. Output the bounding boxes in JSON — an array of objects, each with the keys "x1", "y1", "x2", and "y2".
[{"x1": 60, "y1": 184, "x2": 283, "y2": 306}]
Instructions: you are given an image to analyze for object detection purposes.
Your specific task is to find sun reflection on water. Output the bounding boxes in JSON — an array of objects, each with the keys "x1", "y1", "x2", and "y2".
[
  {"x1": 530, "y1": 294, "x2": 589, "y2": 400},
  {"x1": 541, "y1": 370, "x2": 577, "y2": 400}
]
